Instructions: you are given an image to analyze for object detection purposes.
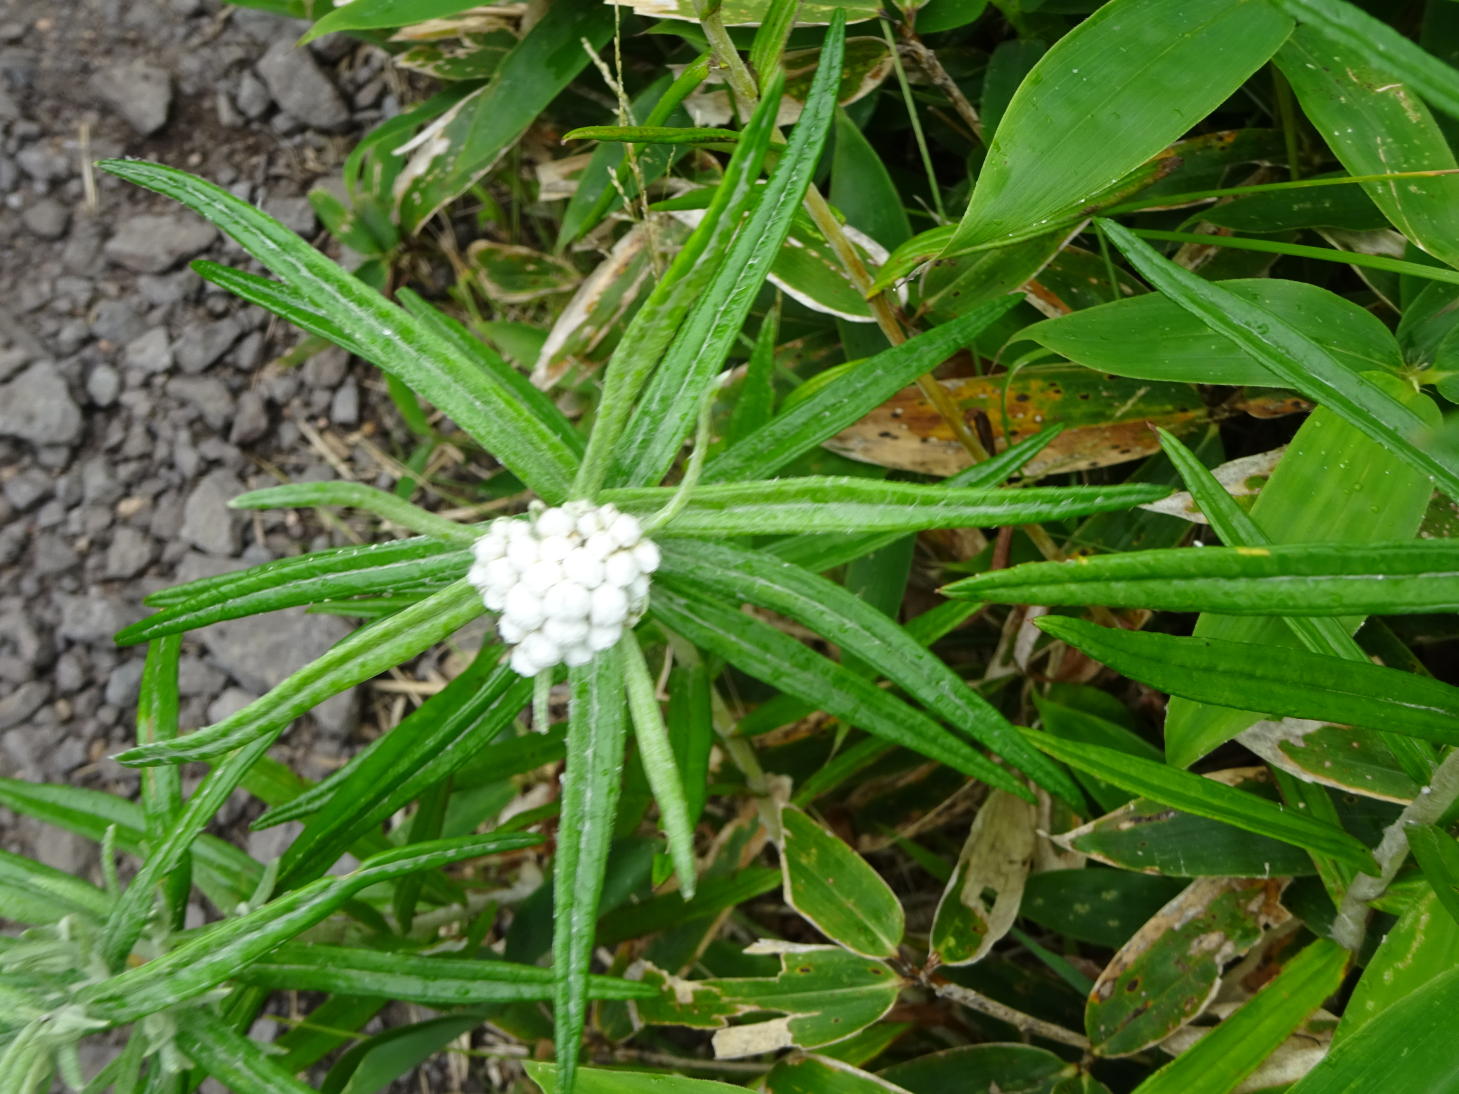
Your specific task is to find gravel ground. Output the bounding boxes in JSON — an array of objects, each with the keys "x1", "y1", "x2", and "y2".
[{"x1": 0, "y1": 4, "x2": 503, "y2": 1087}]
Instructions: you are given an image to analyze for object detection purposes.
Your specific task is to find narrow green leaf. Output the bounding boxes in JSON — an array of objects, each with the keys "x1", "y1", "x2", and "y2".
[
  {"x1": 173, "y1": 1008, "x2": 318, "y2": 1094},
  {"x1": 97, "y1": 159, "x2": 579, "y2": 500},
  {"x1": 229, "y1": 481, "x2": 474, "y2": 543},
  {"x1": 659, "y1": 540, "x2": 1074, "y2": 802},
  {"x1": 1407, "y1": 826, "x2": 1459, "y2": 928},
  {"x1": 0, "y1": 850, "x2": 111, "y2": 925},
  {"x1": 563, "y1": 125, "x2": 740, "y2": 145},
  {"x1": 1021, "y1": 727, "x2": 1378, "y2": 872},
  {"x1": 1287, "y1": 966, "x2": 1459, "y2": 1093},
  {"x1": 192, "y1": 261, "x2": 370, "y2": 359},
  {"x1": 1133, "y1": 939, "x2": 1348, "y2": 1094},
  {"x1": 115, "y1": 580, "x2": 484, "y2": 765},
  {"x1": 780, "y1": 806, "x2": 904, "y2": 958},
  {"x1": 239, "y1": 944, "x2": 654, "y2": 1003},
  {"x1": 527, "y1": 1061, "x2": 746, "y2": 1094},
  {"x1": 82, "y1": 835, "x2": 539, "y2": 1024},
  {"x1": 612, "y1": 19, "x2": 845, "y2": 486},
  {"x1": 1340, "y1": 886, "x2": 1459, "y2": 1043},
  {"x1": 946, "y1": 0, "x2": 1292, "y2": 253},
  {"x1": 1038, "y1": 615, "x2": 1459, "y2": 749},
  {"x1": 596, "y1": 868, "x2": 781, "y2": 947},
  {"x1": 302, "y1": 0, "x2": 487, "y2": 40},
  {"x1": 1098, "y1": 218, "x2": 1459, "y2": 501},
  {"x1": 650, "y1": 584, "x2": 1026, "y2": 791},
  {"x1": 554, "y1": 646, "x2": 630, "y2": 1094},
  {"x1": 946, "y1": 541, "x2": 1459, "y2": 615},
  {"x1": 704, "y1": 296, "x2": 1020, "y2": 484},
  {"x1": 623, "y1": 634, "x2": 698, "y2": 898}
]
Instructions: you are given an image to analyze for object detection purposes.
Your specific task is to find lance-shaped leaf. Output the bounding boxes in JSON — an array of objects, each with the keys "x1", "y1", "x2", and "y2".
[
  {"x1": 239, "y1": 944, "x2": 655, "y2": 1004},
  {"x1": 554, "y1": 647, "x2": 630, "y2": 1094},
  {"x1": 658, "y1": 541, "x2": 1075, "y2": 802},
  {"x1": 946, "y1": 541, "x2": 1459, "y2": 615},
  {"x1": 1339, "y1": 886, "x2": 1459, "y2": 1046},
  {"x1": 1023, "y1": 870, "x2": 1185, "y2": 949},
  {"x1": 945, "y1": 0, "x2": 1292, "y2": 253},
  {"x1": 614, "y1": 18, "x2": 845, "y2": 487},
  {"x1": 765, "y1": 1055, "x2": 913, "y2": 1094},
  {"x1": 174, "y1": 1007, "x2": 318, "y2": 1094},
  {"x1": 0, "y1": 850, "x2": 111, "y2": 926},
  {"x1": 1021, "y1": 727, "x2": 1377, "y2": 872},
  {"x1": 1038, "y1": 616, "x2": 1459, "y2": 750},
  {"x1": 650, "y1": 584, "x2": 1026, "y2": 794},
  {"x1": 608, "y1": 479, "x2": 1169, "y2": 537},
  {"x1": 1286, "y1": 965, "x2": 1459, "y2": 1093},
  {"x1": 930, "y1": 789, "x2": 1036, "y2": 965},
  {"x1": 526, "y1": 1061, "x2": 747, "y2": 1094},
  {"x1": 229, "y1": 481, "x2": 475, "y2": 542},
  {"x1": 704, "y1": 295, "x2": 1019, "y2": 485},
  {"x1": 116, "y1": 581, "x2": 484, "y2": 766},
  {"x1": 1098, "y1": 218, "x2": 1459, "y2": 502},
  {"x1": 1408, "y1": 827, "x2": 1459, "y2": 928},
  {"x1": 624, "y1": 634, "x2": 698, "y2": 898},
  {"x1": 96, "y1": 159, "x2": 579, "y2": 501},
  {"x1": 80, "y1": 834, "x2": 539, "y2": 1024},
  {"x1": 1133, "y1": 939, "x2": 1348, "y2": 1094},
  {"x1": 1240, "y1": 719, "x2": 1421, "y2": 804},
  {"x1": 780, "y1": 806, "x2": 904, "y2": 958},
  {"x1": 881, "y1": 1044, "x2": 1101, "y2": 1094},
  {"x1": 1086, "y1": 877, "x2": 1290, "y2": 1056}
]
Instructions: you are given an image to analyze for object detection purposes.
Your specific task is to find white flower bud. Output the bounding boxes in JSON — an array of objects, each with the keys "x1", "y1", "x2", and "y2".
[{"x1": 472, "y1": 501, "x2": 658, "y2": 676}]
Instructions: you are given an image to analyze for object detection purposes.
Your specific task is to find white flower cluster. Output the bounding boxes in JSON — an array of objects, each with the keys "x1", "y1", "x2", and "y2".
[{"x1": 468, "y1": 501, "x2": 660, "y2": 677}]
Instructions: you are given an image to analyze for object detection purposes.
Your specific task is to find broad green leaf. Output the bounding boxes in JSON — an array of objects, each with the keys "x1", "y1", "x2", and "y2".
[
  {"x1": 302, "y1": 0, "x2": 488, "y2": 40},
  {"x1": 930, "y1": 789, "x2": 1035, "y2": 965},
  {"x1": 1276, "y1": 0, "x2": 1459, "y2": 123},
  {"x1": 1287, "y1": 965, "x2": 1459, "y2": 1092},
  {"x1": 614, "y1": 20, "x2": 845, "y2": 486},
  {"x1": 527, "y1": 1061, "x2": 747, "y2": 1094},
  {"x1": 1133, "y1": 939, "x2": 1348, "y2": 1094},
  {"x1": 97, "y1": 161, "x2": 579, "y2": 500},
  {"x1": 1021, "y1": 725, "x2": 1378, "y2": 872},
  {"x1": 1340, "y1": 886, "x2": 1459, "y2": 1043},
  {"x1": 278, "y1": 653, "x2": 532, "y2": 890},
  {"x1": 880, "y1": 1043, "x2": 1097, "y2": 1094},
  {"x1": 704, "y1": 295, "x2": 1019, "y2": 484},
  {"x1": 766, "y1": 1055, "x2": 912, "y2": 1094},
  {"x1": 239, "y1": 944, "x2": 654, "y2": 1003},
  {"x1": 922, "y1": 231, "x2": 1069, "y2": 324},
  {"x1": 780, "y1": 806, "x2": 904, "y2": 958},
  {"x1": 651, "y1": 583, "x2": 1031, "y2": 790},
  {"x1": 1021, "y1": 870, "x2": 1184, "y2": 949},
  {"x1": 945, "y1": 0, "x2": 1292, "y2": 253},
  {"x1": 394, "y1": 0, "x2": 615, "y2": 232},
  {"x1": 116, "y1": 581, "x2": 484, "y2": 765},
  {"x1": 1086, "y1": 877, "x2": 1290, "y2": 1056},
  {"x1": 597, "y1": 868, "x2": 781, "y2": 947},
  {"x1": 1408, "y1": 826, "x2": 1459, "y2": 928},
  {"x1": 466, "y1": 240, "x2": 580, "y2": 303},
  {"x1": 173, "y1": 1008, "x2": 317, "y2": 1094},
  {"x1": 832, "y1": 107, "x2": 911, "y2": 249},
  {"x1": 1164, "y1": 404, "x2": 1435, "y2": 768},
  {"x1": 658, "y1": 540, "x2": 1074, "y2": 801},
  {"x1": 80, "y1": 835, "x2": 538, "y2": 1024},
  {"x1": 1197, "y1": 179, "x2": 1387, "y2": 233},
  {"x1": 118, "y1": 538, "x2": 468, "y2": 644},
  {"x1": 1278, "y1": 24, "x2": 1459, "y2": 269},
  {"x1": 554, "y1": 647, "x2": 630, "y2": 1094},
  {"x1": 1057, "y1": 771, "x2": 1317, "y2": 878},
  {"x1": 1240, "y1": 719, "x2": 1422, "y2": 803},
  {"x1": 945, "y1": 541, "x2": 1459, "y2": 615},
  {"x1": 707, "y1": 944, "x2": 902, "y2": 1057},
  {"x1": 1013, "y1": 279, "x2": 1400, "y2": 385},
  {"x1": 610, "y1": 479, "x2": 1169, "y2": 537},
  {"x1": 1099, "y1": 219, "x2": 1459, "y2": 502},
  {"x1": 1039, "y1": 616, "x2": 1459, "y2": 752}
]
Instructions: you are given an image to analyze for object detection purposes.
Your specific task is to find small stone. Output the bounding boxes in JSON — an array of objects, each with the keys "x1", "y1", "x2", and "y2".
[
  {"x1": 255, "y1": 40, "x2": 350, "y2": 132},
  {"x1": 3, "y1": 469, "x2": 50, "y2": 510},
  {"x1": 86, "y1": 363, "x2": 121, "y2": 407},
  {"x1": 0, "y1": 362, "x2": 82, "y2": 445},
  {"x1": 16, "y1": 142, "x2": 70, "y2": 182},
  {"x1": 0, "y1": 346, "x2": 29, "y2": 382},
  {"x1": 90, "y1": 298, "x2": 146, "y2": 345},
  {"x1": 104, "y1": 658, "x2": 146, "y2": 708},
  {"x1": 329, "y1": 379, "x2": 359, "y2": 426},
  {"x1": 21, "y1": 197, "x2": 68, "y2": 239},
  {"x1": 235, "y1": 70, "x2": 271, "y2": 119},
  {"x1": 90, "y1": 61, "x2": 172, "y2": 136},
  {"x1": 0, "y1": 680, "x2": 47, "y2": 731},
  {"x1": 123, "y1": 328, "x2": 173, "y2": 374},
  {"x1": 206, "y1": 686, "x2": 257, "y2": 724},
  {"x1": 167, "y1": 375, "x2": 233, "y2": 430},
  {"x1": 104, "y1": 213, "x2": 217, "y2": 274},
  {"x1": 229, "y1": 389, "x2": 269, "y2": 445},
  {"x1": 57, "y1": 594, "x2": 130, "y2": 643},
  {"x1": 263, "y1": 194, "x2": 316, "y2": 236},
  {"x1": 173, "y1": 316, "x2": 242, "y2": 373},
  {"x1": 180, "y1": 468, "x2": 244, "y2": 555},
  {"x1": 103, "y1": 526, "x2": 156, "y2": 578}
]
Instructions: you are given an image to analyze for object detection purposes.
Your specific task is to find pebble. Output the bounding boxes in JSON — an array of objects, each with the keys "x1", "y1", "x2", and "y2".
[
  {"x1": 0, "y1": 680, "x2": 47, "y2": 730},
  {"x1": 90, "y1": 61, "x2": 173, "y2": 136},
  {"x1": 104, "y1": 214, "x2": 217, "y2": 274},
  {"x1": 234, "y1": 70, "x2": 272, "y2": 119},
  {"x1": 86, "y1": 363, "x2": 121, "y2": 407},
  {"x1": 103, "y1": 526, "x2": 156, "y2": 579},
  {"x1": 229, "y1": 389, "x2": 269, "y2": 444},
  {"x1": 180, "y1": 468, "x2": 244, "y2": 555},
  {"x1": 123, "y1": 328, "x2": 173, "y2": 374},
  {"x1": 255, "y1": 39, "x2": 350, "y2": 132},
  {"x1": 329, "y1": 379, "x2": 359, "y2": 426},
  {"x1": 57, "y1": 593, "x2": 131, "y2": 644},
  {"x1": 174, "y1": 315, "x2": 242, "y2": 373},
  {"x1": 0, "y1": 362, "x2": 82, "y2": 446},
  {"x1": 21, "y1": 197, "x2": 69, "y2": 239}
]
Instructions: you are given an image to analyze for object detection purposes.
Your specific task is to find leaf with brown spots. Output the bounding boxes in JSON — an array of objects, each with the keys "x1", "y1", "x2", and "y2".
[{"x1": 1085, "y1": 876, "x2": 1289, "y2": 1056}]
